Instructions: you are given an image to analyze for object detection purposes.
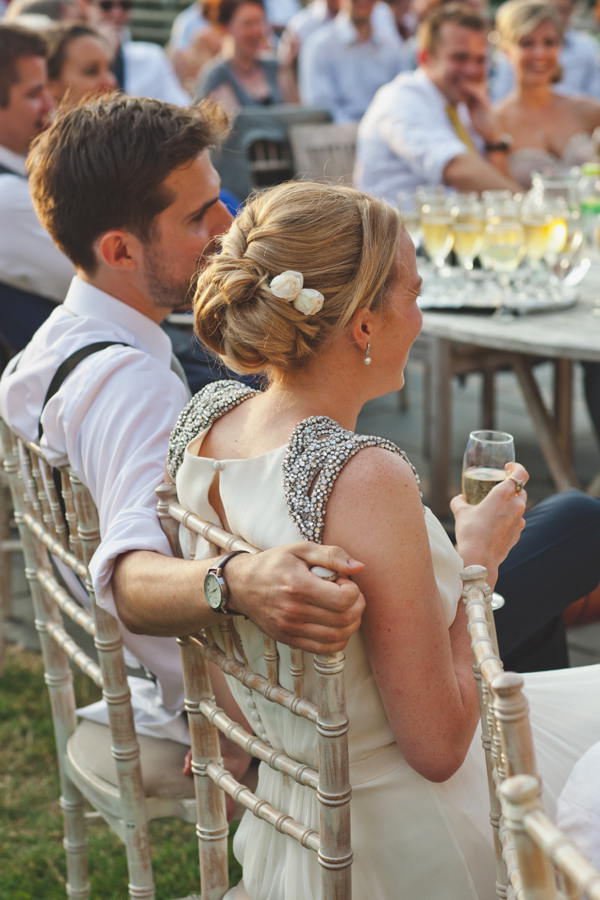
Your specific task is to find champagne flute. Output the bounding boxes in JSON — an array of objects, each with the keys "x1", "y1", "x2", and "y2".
[
  {"x1": 397, "y1": 191, "x2": 422, "y2": 251},
  {"x1": 422, "y1": 195, "x2": 455, "y2": 270},
  {"x1": 521, "y1": 194, "x2": 553, "y2": 280},
  {"x1": 462, "y1": 430, "x2": 515, "y2": 505},
  {"x1": 462, "y1": 430, "x2": 516, "y2": 611},
  {"x1": 451, "y1": 193, "x2": 484, "y2": 272}
]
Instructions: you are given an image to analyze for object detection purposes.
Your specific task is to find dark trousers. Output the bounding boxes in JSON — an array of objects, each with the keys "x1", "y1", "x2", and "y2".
[
  {"x1": 583, "y1": 362, "x2": 600, "y2": 447},
  {"x1": 494, "y1": 490, "x2": 600, "y2": 672},
  {"x1": 0, "y1": 281, "x2": 57, "y2": 369}
]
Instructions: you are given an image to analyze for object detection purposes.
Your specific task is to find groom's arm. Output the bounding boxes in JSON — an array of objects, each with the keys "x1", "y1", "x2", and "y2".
[{"x1": 112, "y1": 544, "x2": 366, "y2": 653}]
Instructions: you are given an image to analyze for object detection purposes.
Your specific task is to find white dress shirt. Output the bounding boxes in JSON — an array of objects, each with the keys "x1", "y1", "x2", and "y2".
[
  {"x1": 298, "y1": 9, "x2": 406, "y2": 123},
  {"x1": 490, "y1": 29, "x2": 600, "y2": 101},
  {"x1": 285, "y1": 0, "x2": 398, "y2": 48},
  {"x1": 0, "y1": 145, "x2": 75, "y2": 301},
  {"x1": 0, "y1": 277, "x2": 190, "y2": 737},
  {"x1": 123, "y1": 41, "x2": 191, "y2": 105},
  {"x1": 354, "y1": 68, "x2": 482, "y2": 203}
]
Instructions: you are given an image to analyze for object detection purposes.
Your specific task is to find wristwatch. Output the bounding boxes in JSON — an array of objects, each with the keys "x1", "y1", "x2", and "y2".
[
  {"x1": 484, "y1": 134, "x2": 513, "y2": 153},
  {"x1": 204, "y1": 550, "x2": 248, "y2": 615}
]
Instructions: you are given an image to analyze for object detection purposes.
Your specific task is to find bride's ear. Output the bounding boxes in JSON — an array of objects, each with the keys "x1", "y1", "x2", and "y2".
[{"x1": 349, "y1": 308, "x2": 373, "y2": 352}]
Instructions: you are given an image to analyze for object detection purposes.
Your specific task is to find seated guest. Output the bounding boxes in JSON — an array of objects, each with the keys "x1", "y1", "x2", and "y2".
[
  {"x1": 0, "y1": 24, "x2": 73, "y2": 362},
  {"x1": 170, "y1": 178, "x2": 600, "y2": 898},
  {"x1": 493, "y1": 0, "x2": 600, "y2": 188},
  {"x1": 492, "y1": 0, "x2": 600, "y2": 450},
  {"x1": 168, "y1": 0, "x2": 224, "y2": 92},
  {"x1": 354, "y1": 4, "x2": 519, "y2": 203},
  {"x1": 279, "y1": 0, "x2": 403, "y2": 104},
  {"x1": 298, "y1": 0, "x2": 406, "y2": 123},
  {"x1": 46, "y1": 22, "x2": 117, "y2": 105},
  {"x1": 491, "y1": 0, "x2": 600, "y2": 100},
  {"x1": 79, "y1": 0, "x2": 192, "y2": 105},
  {"x1": 197, "y1": 0, "x2": 288, "y2": 115},
  {"x1": 0, "y1": 93, "x2": 366, "y2": 771}
]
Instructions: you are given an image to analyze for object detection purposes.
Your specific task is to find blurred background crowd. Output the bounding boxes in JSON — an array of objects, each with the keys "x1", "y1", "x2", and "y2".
[{"x1": 3, "y1": 0, "x2": 600, "y2": 404}]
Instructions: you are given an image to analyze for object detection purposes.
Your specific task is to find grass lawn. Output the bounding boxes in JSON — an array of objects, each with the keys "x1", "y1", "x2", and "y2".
[{"x1": 0, "y1": 644, "x2": 242, "y2": 899}]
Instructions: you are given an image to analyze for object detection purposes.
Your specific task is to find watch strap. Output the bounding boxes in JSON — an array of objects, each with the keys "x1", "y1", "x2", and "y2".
[{"x1": 208, "y1": 550, "x2": 248, "y2": 614}]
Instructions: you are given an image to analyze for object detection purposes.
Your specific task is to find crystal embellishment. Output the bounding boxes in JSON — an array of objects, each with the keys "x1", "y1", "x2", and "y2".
[
  {"x1": 282, "y1": 416, "x2": 422, "y2": 543},
  {"x1": 167, "y1": 380, "x2": 258, "y2": 479}
]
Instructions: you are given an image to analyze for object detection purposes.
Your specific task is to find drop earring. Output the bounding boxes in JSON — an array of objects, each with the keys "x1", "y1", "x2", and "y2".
[{"x1": 364, "y1": 342, "x2": 371, "y2": 365}]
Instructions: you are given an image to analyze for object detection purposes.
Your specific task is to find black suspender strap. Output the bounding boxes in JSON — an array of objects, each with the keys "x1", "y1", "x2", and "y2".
[{"x1": 38, "y1": 341, "x2": 130, "y2": 439}]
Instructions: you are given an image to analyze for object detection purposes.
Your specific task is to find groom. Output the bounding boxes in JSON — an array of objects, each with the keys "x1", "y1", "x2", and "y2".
[{"x1": 0, "y1": 94, "x2": 365, "y2": 752}]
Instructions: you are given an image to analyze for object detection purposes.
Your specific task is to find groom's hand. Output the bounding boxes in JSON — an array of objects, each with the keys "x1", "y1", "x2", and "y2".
[{"x1": 226, "y1": 543, "x2": 366, "y2": 653}]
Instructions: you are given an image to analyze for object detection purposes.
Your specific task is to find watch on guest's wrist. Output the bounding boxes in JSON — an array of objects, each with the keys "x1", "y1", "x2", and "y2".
[
  {"x1": 484, "y1": 134, "x2": 513, "y2": 153},
  {"x1": 204, "y1": 550, "x2": 248, "y2": 615}
]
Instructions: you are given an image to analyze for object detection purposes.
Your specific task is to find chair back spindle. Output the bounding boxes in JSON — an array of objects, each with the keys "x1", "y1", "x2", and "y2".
[{"x1": 158, "y1": 483, "x2": 353, "y2": 900}]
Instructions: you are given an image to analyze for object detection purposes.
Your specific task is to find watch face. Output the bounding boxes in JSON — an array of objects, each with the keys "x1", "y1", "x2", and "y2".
[{"x1": 205, "y1": 573, "x2": 223, "y2": 610}]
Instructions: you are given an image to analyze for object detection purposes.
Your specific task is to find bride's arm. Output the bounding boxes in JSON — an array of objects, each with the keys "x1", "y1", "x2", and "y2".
[{"x1": 323, "y1": 448, "x2": 527, "y2": 783}]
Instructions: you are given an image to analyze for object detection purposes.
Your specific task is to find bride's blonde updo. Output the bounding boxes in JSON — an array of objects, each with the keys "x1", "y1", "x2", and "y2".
[
  {"x1": 495, "y1": 0, "x2": 562, "y2": 47},
  {"x1": 194, "y1": 181, "x2": 402, "y2": 374}
]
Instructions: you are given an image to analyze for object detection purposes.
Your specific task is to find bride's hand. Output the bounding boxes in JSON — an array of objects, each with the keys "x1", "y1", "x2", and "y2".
[{"x1": 450, "y1": 462, "x2": 529, "y2": 587}]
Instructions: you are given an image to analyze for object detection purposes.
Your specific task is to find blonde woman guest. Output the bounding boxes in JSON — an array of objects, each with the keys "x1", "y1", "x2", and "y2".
[
  {"x1": 167, "y1": 180, "x2": 600, "y2": 900},
  {"x1": 493, "y1": 0, "x2": 600, "y2": 189}
]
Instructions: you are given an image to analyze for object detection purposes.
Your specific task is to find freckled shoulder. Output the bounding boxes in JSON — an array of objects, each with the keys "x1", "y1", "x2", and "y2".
[{"x1": 283, "y1": 416, "x2": 422, "y2": 543}]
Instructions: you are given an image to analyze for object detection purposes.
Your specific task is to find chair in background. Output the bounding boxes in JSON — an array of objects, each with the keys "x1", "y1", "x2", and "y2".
[
  {"x1": 212, "y1": 105, "x2": 332, "y2": 203},
  {"x1": 500, "y1": 774, "x2": 600, "y2": 900},
  {"x1": 156, "y1": 481, "x2": 353, "y2": 900},
  {"x1": 0, "y1": 419, "x2": 197, "y2": 900},
  {"x1": 289, "y1": 123, "x2": 359, "y2": 184}
]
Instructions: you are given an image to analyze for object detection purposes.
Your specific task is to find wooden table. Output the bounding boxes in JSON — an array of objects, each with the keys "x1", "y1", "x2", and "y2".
[{"x1": 416, "y1": 273, "x2": 600, "y2": 518}]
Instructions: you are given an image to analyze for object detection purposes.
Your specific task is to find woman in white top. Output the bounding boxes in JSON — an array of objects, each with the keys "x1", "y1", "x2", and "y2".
[
  {"x1": 493, "y1": 0, "x2": 600, "y2": 188},
  {"x1": 168, "y1": 181, "x2": 600, "y2": 899}
]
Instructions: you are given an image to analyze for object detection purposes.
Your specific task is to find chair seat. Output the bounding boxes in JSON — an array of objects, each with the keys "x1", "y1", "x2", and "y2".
[{"x1": 70, "y1": 719, "x2": 195, "y2": 799}]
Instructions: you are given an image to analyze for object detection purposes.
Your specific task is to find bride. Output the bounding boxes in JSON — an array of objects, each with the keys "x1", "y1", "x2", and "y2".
[
  {"x1": 493, "y1": 0, "x2": 600, "y2": 189},
  {"x1": 168, "y1": 181, "x2": 600, "y2": 899}
]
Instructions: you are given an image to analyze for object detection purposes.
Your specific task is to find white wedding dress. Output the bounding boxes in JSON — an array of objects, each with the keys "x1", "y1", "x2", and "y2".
[{"x1": 170, "y1": 381, "x2": 600, "y2": 900}]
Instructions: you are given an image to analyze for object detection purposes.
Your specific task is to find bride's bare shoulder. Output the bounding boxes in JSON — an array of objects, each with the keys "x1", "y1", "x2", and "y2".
[{"x1": 331, "y1": 445, "x2": 422, "y2": 506}]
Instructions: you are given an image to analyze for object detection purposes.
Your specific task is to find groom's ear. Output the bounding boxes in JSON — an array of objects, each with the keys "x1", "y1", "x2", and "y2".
[{"x1": 349, "y1": 308, "x2": 373, "y2": 352}]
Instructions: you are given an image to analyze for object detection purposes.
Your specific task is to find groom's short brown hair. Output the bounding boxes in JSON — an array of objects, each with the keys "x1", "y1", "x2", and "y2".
[
  {"x1": 418, "y1": 4, "x2": 486, "y2": 54},
  {"x1": 27, "y1": 92, "x2": 229, "y2": 273}
]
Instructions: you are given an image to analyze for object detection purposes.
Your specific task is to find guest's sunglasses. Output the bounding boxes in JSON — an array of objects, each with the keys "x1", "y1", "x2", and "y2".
[{"x1": 97, "y1": 0, "x2": 133, "y2": 10}]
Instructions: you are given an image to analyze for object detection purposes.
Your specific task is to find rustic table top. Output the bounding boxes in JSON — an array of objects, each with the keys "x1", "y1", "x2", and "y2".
[{"x1": 420, "y1": 270, "x2": 600, "y2": 363}]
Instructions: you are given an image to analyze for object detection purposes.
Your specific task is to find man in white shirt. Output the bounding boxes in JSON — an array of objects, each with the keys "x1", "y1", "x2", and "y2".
[
  {"x1": 298, "y1": 0, "x2": 407, "y2": 123},
  {"x1": 491, "y1": 0, "x2": 600, "y2": 100},
  {"x1": 0, "y1": 94, "x2": 365, "y2": 751},
  {"x1": 354, "y1": 4, "x2": 519, "y2": 203},
  {"x1": 0, "y1": 24, "x2": 74, "y2": 359}
]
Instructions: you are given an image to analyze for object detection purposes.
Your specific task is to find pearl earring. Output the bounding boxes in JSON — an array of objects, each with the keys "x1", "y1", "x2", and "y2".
[{"x1": 364, "y1": 342, "x2": 371, "y2": 365}]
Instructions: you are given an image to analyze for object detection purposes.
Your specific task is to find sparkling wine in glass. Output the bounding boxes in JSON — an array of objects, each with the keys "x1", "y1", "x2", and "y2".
[
  {"x1": 422, "y1": 196, "x2": 454, "y2": 269},
  {"x1": 462, "y1": 430, "x2": 516, "y2": 611},
  {"x1": 462, "y1": 430, "x2": 515, "y2": 505}
]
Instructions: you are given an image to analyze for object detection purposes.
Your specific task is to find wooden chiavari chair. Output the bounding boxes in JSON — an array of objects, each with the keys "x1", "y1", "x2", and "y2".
[
  {"x1": 462, "y1": 565, "x2": 600, "y2": 900},
  {"x1": 499, "y1": 774, "x2": 600, "y2": 900},
  {"x1": 0, "y1": 419, "x2": 197, "y2": 900},
  {"x1": 155, "y1": 481, "x2": 353, "y2": 900}
]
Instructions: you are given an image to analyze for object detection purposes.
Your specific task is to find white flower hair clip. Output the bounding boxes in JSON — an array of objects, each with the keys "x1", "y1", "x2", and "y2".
[{"x1": 270, "y1": 270, "x2": 324, "y2": 316}]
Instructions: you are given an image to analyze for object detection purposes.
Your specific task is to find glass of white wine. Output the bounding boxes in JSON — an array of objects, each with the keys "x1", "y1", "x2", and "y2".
[
  {"x1": 462, "y1": 430, "x2": 515, "y2": 505},
  {"x1": 422, "y1": 195, "x2": 455, "y2": 270},
  {"x1": 451, "y1": 193, "x2": 484, "y2": 272},
  {"x1": 397, "y1": 191, "x2": 422, "y2": 251},
  {"x1": 462, "y1": 430, "x2": 515, "y2": 611},
  {"x1": 521, "y1": 194, "x2": 553, "y2": 280}
]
